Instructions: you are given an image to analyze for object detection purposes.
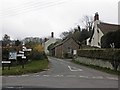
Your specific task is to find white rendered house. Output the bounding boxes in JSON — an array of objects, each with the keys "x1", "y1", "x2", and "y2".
[
  {"x1": 87, "y1": 12, "x2": 119, "y2": 48},
  {"x1": 44, "y1": 32, "x2": 57, "y2": 54}
]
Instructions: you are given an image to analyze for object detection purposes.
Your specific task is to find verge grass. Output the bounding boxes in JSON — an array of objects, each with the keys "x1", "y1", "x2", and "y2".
[{"x1": 2, "y1": 59, "x2": 49, "y2": 75}]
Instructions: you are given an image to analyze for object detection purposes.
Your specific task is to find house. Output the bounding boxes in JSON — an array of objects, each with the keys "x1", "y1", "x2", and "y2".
[
  {"x1": 87, "y1": 12, "x2": 120, "y2": 48},
  {"x1": 43, "y1": 32, "x2": 57, "y2": 54},
  {"x1": 52, "y1": 34, "x2": 81, "y2": 58}
]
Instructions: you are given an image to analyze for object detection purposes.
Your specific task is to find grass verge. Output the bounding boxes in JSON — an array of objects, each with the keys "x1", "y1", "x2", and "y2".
[
  {"x1": 72, "y1": 60, "x2": 120, "y2": 75},
  {"x1": 2, "y1": 59, "x2": 49, "y2": 75}
]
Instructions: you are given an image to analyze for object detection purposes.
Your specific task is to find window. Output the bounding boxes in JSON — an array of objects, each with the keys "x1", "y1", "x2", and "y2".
[{"x1": 68, "y1": 47, "x2": 72, "y2": 54}]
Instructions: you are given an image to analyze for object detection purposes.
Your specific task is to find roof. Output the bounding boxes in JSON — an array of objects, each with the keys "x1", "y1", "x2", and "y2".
[
  {"x1": 51, "y1": 30, "x2": 82, "y2": 49},
  {"x1": 88, "y1": 22, "x2": 120, "y2": 43},
  {"x1": 52, "y1": 36, "x2": 81, "y2": 49},
  {"x1": 98, "y1": 22, "x2": 120, "y2": 34}
]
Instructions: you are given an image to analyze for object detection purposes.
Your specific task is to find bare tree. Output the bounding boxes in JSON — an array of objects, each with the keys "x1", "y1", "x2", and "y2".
[
  {"x1": 60, "y1": 28, "x2": 74, "y2": 39},
  {"x1": 3, "y1": 34, "x2": 10, "y2": 41},
  {"x1": 81, "y1": 15, "x2": 94, "y2": 38},
  {"x1": 81, "y1": 15, "x2": 93, "y2": 30},
  {"x1": 2, "y1": 34, "x2": 11, "y2": 46}
]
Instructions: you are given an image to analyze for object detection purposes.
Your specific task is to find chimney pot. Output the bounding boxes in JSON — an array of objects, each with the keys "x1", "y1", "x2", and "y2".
[
  {"x1": 51, "y1": 32, "x2": 54, "y2": 38},
  {"x1": 94, "y1": 12, "x2": 99, "y2": 21}
]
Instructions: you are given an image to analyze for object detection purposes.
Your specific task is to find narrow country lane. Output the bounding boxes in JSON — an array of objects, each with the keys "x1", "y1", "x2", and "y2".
[{"x1": 2, "y1": 57, "x2": 118, "y2": 88}]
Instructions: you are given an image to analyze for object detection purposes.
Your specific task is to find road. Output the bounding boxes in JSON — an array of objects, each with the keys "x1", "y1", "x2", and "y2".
[{"x1": 2, "y1": 57, "x2": 118, "y2": 89}]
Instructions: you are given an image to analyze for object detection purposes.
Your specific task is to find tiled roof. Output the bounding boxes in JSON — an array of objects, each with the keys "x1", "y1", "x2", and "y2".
[
  {"x1": 52, "y1": 31, "x2": 81, "y2": 49},
  {"x1": 98, "y1": 22, "x2": 120, "y2": 34}
]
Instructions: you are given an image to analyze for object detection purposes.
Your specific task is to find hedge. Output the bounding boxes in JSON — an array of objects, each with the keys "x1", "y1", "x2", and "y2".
[
  {"x1": 77, "y1": 49, "x2": 120, "y2": 61},
  {"x1": 77, "y1": 49, "x2": 120, "y2": 71}
]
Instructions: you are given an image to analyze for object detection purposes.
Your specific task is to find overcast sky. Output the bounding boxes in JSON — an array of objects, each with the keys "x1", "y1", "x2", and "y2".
[{"x1": 0, "y1": 0, "x2": 119, "y2": 40}]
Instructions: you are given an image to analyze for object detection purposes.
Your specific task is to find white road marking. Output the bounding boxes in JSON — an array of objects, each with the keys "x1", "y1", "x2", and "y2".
[
  {"x1": 6, "y1": 86, "x2": 24, "y2": 89},
  {"x1": 35, "y1": 75, "x2": 40, "y2": 77},
  {"x1": 8, "y1": 76, "x2": 16, "y2": 78},
  {"x1": 66, "y1": 75, "x2": 76, "y2": 77},
  {"x1": 3, "y1": 73, "x2": 118, "y2": 81},
  {"x1": 79, "y1": 75, "x2": 89, "y2": 78},
  {"x1": 55, "y1": 58, "x2": 71, "y2": 64},
  {"x1": 106, "y1": 77, "x2": 118, "y2": 80},
  {"x1": 68, "y1": 66, "x2": 83, "y2": 71},
  {"x1": 92, "y1": 76, "x2": 103, "y2": 79},
  {"x1": 6, "y1": 87, "x2": 15, "y2": 88},
  {"x1": 43, "y1": 75, "x2": 50, "y2": 77},
  {"x1": 53, "y1": 75, "x2": 64, "y2": 77},
  {"x1": 16, "y1": 76, "x2": 22, "y2": 78},
  {"x1": 10, "y1": 75, "x2": 116, "y2": 81},
  {"x1": 21, "y1": 75, "x2": 29, "y2": 77}
]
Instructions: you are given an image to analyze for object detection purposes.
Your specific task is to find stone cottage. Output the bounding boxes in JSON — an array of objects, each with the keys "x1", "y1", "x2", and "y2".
[{"x1": 52, "y1": 36, "x2": 81, "y2": 58}]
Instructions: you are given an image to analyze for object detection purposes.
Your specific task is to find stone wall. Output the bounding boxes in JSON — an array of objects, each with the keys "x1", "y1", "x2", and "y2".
[{"x1": 75, "y1": 57, "x2": 114, "y2": 69}]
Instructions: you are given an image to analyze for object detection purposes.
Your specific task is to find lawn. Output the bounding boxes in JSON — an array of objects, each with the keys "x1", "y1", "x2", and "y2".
[{"x1": 2, "y1": 59, "x2": 49, "y2": 75}]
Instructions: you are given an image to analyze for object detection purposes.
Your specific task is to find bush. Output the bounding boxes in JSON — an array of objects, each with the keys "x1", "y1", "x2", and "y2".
[
  {"x1": 29, "y1": 44, "x2": 47, "y2": 60},
  {"x1": 101, "y1": 30, "x2": 120, "y2": 48},
  {"x1": 30, "y1": 51, "x2": 47, "y2": 60},
  {"x1": 77, "y1": 49, "x2": 120, "y2": 61},
  {"x1": 2, "y1": 47, "x2": 9, "y2": 60},
  {"x1": 77, "y1": 49, "x2": 120, "y2": 70}
]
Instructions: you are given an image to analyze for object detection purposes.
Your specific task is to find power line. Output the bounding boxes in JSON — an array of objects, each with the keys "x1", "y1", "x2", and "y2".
[
  {"x1": 2, "y1": 0, "x2": 48, "y2": 13},
  {"x1": 1, "y1": 0, "x2": 68, "y2": 17},
  {"x1": 2, "y1": 0, "x2": 66, "y2": 16},
  {"x1": 5, "y1": 2, "x2": 65, "y2": 16}
]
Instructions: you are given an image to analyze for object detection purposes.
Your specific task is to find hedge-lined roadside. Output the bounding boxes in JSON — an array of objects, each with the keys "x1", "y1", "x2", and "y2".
[
  {"x1": 77, "y1": 49, "x2": 120, "y2": 61},
  {"x1": 77, "y1": 49, "x2": 120, "y2": 71},
  {"x1": 72, "y1": 60, "x2": 120, "y2": 75},
  {"x1": 2, "y1": 59, "x2": 49, "y2": 75}
]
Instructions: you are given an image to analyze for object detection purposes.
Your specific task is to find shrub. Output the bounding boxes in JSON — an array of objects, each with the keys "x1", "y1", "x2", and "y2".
[
  {"x1": 77, "y1": 49, "x2": 120, "y2": 70},
  {"x1": 29, "y1": 44, "x2": 47, "y2": 60},
  {"x1": 2, "y1": 47, "x2": 9, "y2": 60}
]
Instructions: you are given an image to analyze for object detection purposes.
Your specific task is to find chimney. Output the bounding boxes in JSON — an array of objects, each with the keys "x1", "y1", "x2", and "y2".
[
  {"x1": 44, "y1": 38, "x2": 48, "y2": 42},
  {"x1": 51, "y1": 32, "x2": 54, "y2": 38},
  {"x1": 94, "y1": 12, "x2": 99, "y2": 21},
  {"x1": 77, "y1": 25, "x2": 81, "y2": 31}
]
